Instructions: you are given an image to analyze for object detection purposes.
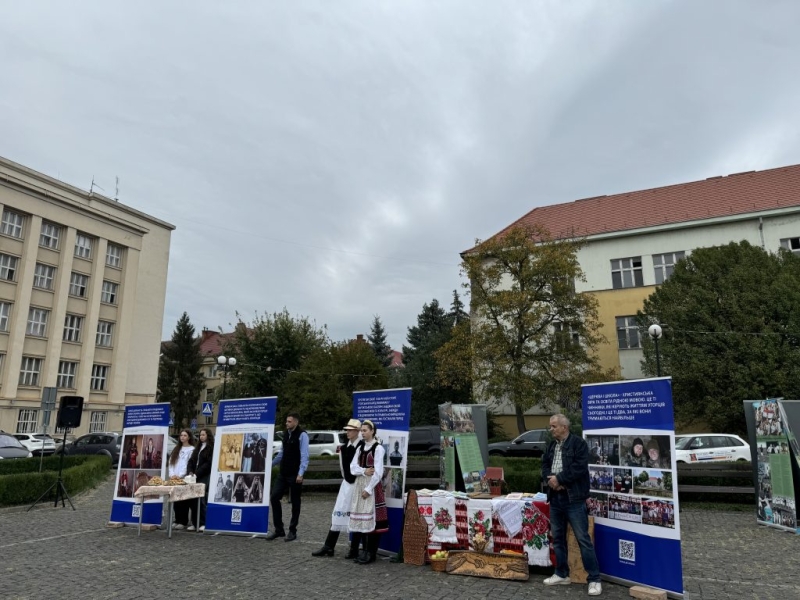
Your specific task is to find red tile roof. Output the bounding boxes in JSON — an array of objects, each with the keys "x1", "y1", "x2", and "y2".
[
  {"x1": 488, "y1": 164, "x2": 800, "y2": 243},
  {"x1": 198, "y1": 330, "x2": 235, "y2": 357}
]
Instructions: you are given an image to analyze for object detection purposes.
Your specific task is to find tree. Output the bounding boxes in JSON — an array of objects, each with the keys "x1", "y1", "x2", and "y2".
[
  {"x1": 448, "y1": 289, "x2": 469, "y2": 326},
  {"x1": 662, "y1": 471, "x2": 672, "y2": 492},
  {"x1": 221, "y1": 309, "x2": 328, "y2": 399},
  {"x1": 638, "y1": 471, "x2": 649, "y2": 484},
  {"x1": 462, "y1": 225, "x2": 614, "y2": 434},
  {"x1": 158, "y1": 312, "x2": 206, "y2": 429},
  {"x1": 638, "y1": 241, "x2": 800, "y2": 434},
  {"x1": 367, "y1": 315, "x2": 393, "y2": 368}
]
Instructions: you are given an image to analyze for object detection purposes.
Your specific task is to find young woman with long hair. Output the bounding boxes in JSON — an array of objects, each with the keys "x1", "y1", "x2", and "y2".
[
  {"x1": 168, "y1": 429, "x2": 196, "y2": 530},
  {"x1": 348, "y1": 420, "x2": 388, "y2": 564},
  {"x1": 188, "y1": 428, "x2": 214, "y2": 532}
]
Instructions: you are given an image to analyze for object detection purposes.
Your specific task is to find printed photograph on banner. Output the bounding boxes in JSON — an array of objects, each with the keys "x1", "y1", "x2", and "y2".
[
  {"x1": 386, "y1": 436, "x2": 405, "y2": 467},
  {"x1": 586, "y1": 435, "x2": 620, "y2": 466},
  {"x1": 621, "y1": 435, "x2": 671, "y2": 469},
  {"x1": 608, "y1": 494, "x2": 642, "y2": 524},
  {"x1": 213, "y1": 473, "x2": 235, "y2": 502},
  {"x1": 121, "y1": 435, "x2": 142, "y2": 469},
  {"x1": 227, "y1": 473, "x2": 265, "y2": 504},
  {"x1": 117, "y1": 469, "x2": 134, "y2": 498},
  {"x1": 241, "y1": 432, "x2": 270, "y2": 473},
  {"x1": 139, "y1": 435, "x2": 164, "y2": 469},
  {"x1": 590, "y1": 466, "x2": 613, "y2": 492},
  {"x1": 613, "y1": 468, "x2": 634, "y2": 494},
  {"x1": 381, "y1": 467, "x2": 404, "y2": 500},
  {"x1": 588, "y1": 493, "x2": 609, "y2": 518},
  {"x1": 133, "y1": 470, "x2": 160, "y2": 493},
  {"x1": 755, "y1": 400, "x2": 784, "y2": 436},
  {"x1": 632, "y1": 468, "x2": 673, "y2": 497},
  {"x1": 641, "y1": 498, "x2": 676, "y2": 529},
  {"x1": 771, "y1": 496, "x2": 796, "y2": 528},
  {"x1": 218, "y1": 433, "x2": 244, "y2": 472},
  {"x1": 451, "y1": 405, "x2": 475, "y2": 433}
]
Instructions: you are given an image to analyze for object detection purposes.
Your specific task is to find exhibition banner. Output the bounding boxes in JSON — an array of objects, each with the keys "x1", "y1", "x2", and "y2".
[
  {"x1": 353, "y1": 387, "x2": 412, "y2": 554},
  {"x1": 582, "y1": 377, "x2": 683, "y2": 596},
  {"x1": 205, "y1": 397, "x2": 277, "y2": 536},
  {"x1": 439, "y1": 403, "x2": 487, "y2": 493},
  {"x1": 110, "y1": 404, "x2": 170, "y2": 525}
]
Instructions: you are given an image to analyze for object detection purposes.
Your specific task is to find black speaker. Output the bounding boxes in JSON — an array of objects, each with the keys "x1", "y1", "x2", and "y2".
[{"x1": 56, "y1": 396, "x2": 84, "y2": 429}]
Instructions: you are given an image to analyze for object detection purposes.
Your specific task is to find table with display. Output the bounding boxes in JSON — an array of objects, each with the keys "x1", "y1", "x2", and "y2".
[{"x1": 133, "y1": 483, "x2": 206, "y2": 538}]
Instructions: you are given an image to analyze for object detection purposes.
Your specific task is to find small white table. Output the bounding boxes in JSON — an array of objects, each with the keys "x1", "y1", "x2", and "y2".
[{"x1": 134, "y1": 483, "x2": 206, "y2": 538}]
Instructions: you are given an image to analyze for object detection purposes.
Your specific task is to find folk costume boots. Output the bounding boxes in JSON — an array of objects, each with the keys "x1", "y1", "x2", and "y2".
[{"x1": 311, "y1": 530, "x2": 339, "y2": 557}]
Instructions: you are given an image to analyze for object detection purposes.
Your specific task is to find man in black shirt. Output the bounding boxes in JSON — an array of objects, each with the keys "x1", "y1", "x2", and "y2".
[{"x1": 266, "y1": 413, "x2": 309, "y2": 541}]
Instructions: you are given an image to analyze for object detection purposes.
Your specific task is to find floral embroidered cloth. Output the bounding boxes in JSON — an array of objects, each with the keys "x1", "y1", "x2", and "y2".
[
  {"x1": 430, "y1": 495, "x2": 458, "y2": 543},
  {"x1": 465, "y1": 499, "x2": 494, "y2": 553},
  {"x1": 134, "y1": 483, "x2": 206, "y2": 503}
]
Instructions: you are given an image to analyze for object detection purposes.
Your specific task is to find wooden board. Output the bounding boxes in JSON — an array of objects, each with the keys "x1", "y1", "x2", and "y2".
[{"x1": 445, "y1": 551, "x2": 529, "y2": 581}]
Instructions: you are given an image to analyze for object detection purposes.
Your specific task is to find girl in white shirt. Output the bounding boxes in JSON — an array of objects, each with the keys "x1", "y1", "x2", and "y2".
[
  {"x1": 168, "y1": 429, "x2": 195, "y2": 530},
  {"x1": 348, "y1": 420, "x2": 388, "y2": 564}
]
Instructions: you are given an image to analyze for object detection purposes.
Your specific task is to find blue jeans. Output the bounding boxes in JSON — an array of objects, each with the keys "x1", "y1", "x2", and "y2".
[{"x1": 549, "y1": 491, "x2": 600, "y2": 582}]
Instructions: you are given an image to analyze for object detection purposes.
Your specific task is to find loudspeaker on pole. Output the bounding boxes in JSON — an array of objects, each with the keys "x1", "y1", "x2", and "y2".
[{"x1": 56, "y1": 396, "x2": 84, "y2": 429}]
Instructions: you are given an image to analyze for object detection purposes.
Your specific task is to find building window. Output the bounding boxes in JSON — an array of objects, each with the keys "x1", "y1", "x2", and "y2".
[
  {"x1": 19, "y1": 356, "x2": 43, "y2": 386},
  {"x1": 39, "y1": 222, "x2": 60, "y2": 249},
  {"x1": 106, "y1": 244, "x2": 123, "y2": 268},
  {"x1": 57, "y1": 360, "x2": 78, "y2": 388},
  {"x1": 552, "y1": 321, "x2": 580, "y2": 349},
  {"x1": 616, "y1": 316, "x2": 642, "y2": 349},
  {"x1": 96, "y1": 321, "x2": 114, "y2": 347},
  {"x1": 26, "y1": 307, "x2": 49, "y2": 337},
  {"x1": 653, "y1": 251, "x2": 685, "y2": 285},
  {"x1": 75, "y1": 233, "x2": 93, "y2": 259},
  {"x1": 16, "y1": 409, "x2": 39, "y2": 433},
  {"x1": 33, "y1": 263, "x2": 56, "y2": 290},
  {"x1": 611, "y1": 257, "x2": 644, "y2": 289},
  {"x1": 0, "y1": 302, "x2": 11, "y2": 332},
  {"x1": 89, "y1": 411, "x2": 107, "y2": 432},
  {"x1": 63, "y1": 314, "x2": 83, "y2": 343},
  {"x1": 1, "y1": 209, "x2": 24, "y2": 238},
  {"x1": 91, "y1": 364, "x2": 109, "y2": 391},
  {"x1": 69, "y1": 272, "x2": 89, "y2": 297},
  {"x1": 0, "y1": 253, "x2": 19, "y2": 281},
  {"x1": 101, "y1": 280, "x2": 118, "y2": 304},
  {"x1": 780, "y1": 237, "x2": 800, "y2": 254},
  {"x1": 208, "y1": 364, "x2": 219, "y2": 378}
]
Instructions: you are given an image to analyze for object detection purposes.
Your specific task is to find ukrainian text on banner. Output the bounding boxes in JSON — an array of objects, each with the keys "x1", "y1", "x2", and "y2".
[
  {"x1": 110, "y1": 404, "x2": 170, "y2": 525},
  {"x1": 582, "y1": 377, "x2": 683, "y2": 597},
  {"x1": 753, "y1": 399, "x2": 797, "y2": 532},
  {"x1": 205, "y1": 397, "x2": 277, "y2": 536},
  {"x1": 353, "y1": 387, "x2": 412, "y2": 554}
]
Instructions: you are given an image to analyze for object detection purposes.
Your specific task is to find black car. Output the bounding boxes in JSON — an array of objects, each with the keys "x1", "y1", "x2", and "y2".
[
  {"x1": 487, "y1": 429, "x2": 548, "y2": 457},
  {"x1": 64, "y1": 432, "x2": 122, "y2": 466},
  {"x1": 408, "y1": 426, "x2": 441, "y2": 455},
  {"x1": 0, "y1": 431, "x2": 33, "y2": 459}
]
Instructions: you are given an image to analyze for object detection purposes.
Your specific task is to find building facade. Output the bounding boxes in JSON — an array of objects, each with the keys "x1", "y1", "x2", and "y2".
[{"x1": 0, "y1": 156, "x2": 174, "y2": 436}]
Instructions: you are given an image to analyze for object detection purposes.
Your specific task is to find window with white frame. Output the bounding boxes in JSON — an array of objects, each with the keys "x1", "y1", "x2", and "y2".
[
  {"x1": 74, "y1": 233, "x2": 93, "y2": 259},
  {"x1": 19, "y1": 356, "x2": 42, "y2": 386},
  {"x1": 89, "y1": 411, "x2": 107, "y2": 432},
  {"x1": 552, "y1": 320, "x2": 580, "y2": 349},
  {"x1": 0, "y1": 253, "x2": 18, "y2": 281},
  {"x1": 69, "y1": 272, "x2": 89, "y2": 297},
  {"x1": 26, "y1": 307, "x2": 49, "y2": 337},
  {"x1": 96, "y1": 321, "x2": 114, "y2": 347},
  {"x1": 16, "y1": 409, "x2": 39, "y2": 433},
  {"x1": 33, "y1": 263, "x2": 56, "y2": 290},
  {"x1": 780, "y1": 237, "x2": 800, "y2": 254},
  {"x1": 91, "y1": 364, "x2": 109, "y2": 391},
  {"x1": 616, "y1": 316, "x2": 642, "y2": 349},
  {"x1": 101, "y1": 280, "x2": 118, "y2": 304},
  {"x1": 653, "y1": 251, "x2": 685, "y2": 285},
  {"x1": 0, "y1": 301, "x2": 11, "y2": 332},
  {"x1": 1, "y1": 209, "x2": 24, "y2": 238},
  {"x1": 57, "y1": 360, "x2": 78, "y2": 388},
  {"x1": 611, "y1": 257, "x2": 644, "y2": 289},
  {"x1": 39, "y1": 222, "x2": 60, "y2": 249},
  {"x1": 106, "y1": 243, "x2": 123, "y2": 268},
  {"x1": 63, "y1": 314, "x2": 83, "y2": 342}
]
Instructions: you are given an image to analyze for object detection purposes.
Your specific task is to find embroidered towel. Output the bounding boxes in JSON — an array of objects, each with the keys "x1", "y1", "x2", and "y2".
[
  {"x1": 430, "y1": 495, "x2": 458, "y2": 543},
  {"x1": 492, "y1": 498, "x2": 523, "y2": 537},
  {"x1": 465, "y1": 499, "x2": 494, "y2": 553}
]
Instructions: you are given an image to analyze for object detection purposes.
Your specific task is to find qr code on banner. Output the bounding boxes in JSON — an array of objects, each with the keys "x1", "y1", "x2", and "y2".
[
  {"x1": 619, "y1": 539, "x2": 635, "y2": 562},
  {"x1": 231, "y1": 509, "x2": 242, "y2": 524},
  {"x1": 131, "y1": 504, "x2": 141, "y2": 518}
]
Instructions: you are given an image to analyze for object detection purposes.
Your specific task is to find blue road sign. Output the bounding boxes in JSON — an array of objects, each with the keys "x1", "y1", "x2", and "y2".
[
  {"x1": 191, "y1": 418, "x2": 197, "y2": 430},
  {"x1": 202, "y1": 402, "x2": 213, "y2": 416},
  {"x1": 169, "y1": 417, "x2": 174, "y2": 426}
]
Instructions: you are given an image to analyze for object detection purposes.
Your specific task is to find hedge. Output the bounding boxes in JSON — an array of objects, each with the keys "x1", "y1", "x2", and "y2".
[
  {"x1": 0, "y1": 455, "x2": 111, "y2": 507},
  {"x1": 489, "y1": 456, "x2": 542, "y2": 494}
]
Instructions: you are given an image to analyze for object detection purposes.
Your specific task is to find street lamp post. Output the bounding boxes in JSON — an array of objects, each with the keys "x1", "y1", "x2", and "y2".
[
  {"x1": 648, "y1": 324, "x2": 663, "y2": 377},
  {"x1": 217, "y1": 355, "x2": 237, "y2": 400}
]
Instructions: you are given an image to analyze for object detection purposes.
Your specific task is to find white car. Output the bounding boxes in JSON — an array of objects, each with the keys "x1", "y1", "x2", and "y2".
[
  {"x1": 675, "y1": 434, "x2": 751, "y2": 463},
  {"x1": 13, "y1": 433, "x2": 56, "y2": 456},
  {"x1": 271, "y1": 430, "x2": 345, "y2": 457}
]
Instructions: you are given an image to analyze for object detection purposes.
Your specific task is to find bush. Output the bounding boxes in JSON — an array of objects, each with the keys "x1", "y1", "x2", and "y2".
[
  {"x1": 489, "y1": 457, "x2": 542, "y2": 493},
  {"x1": 0, "y1": 455, "x2": 111, "y2": 507},
  {"x1": 0, "y1": 455, "x2": 91, "y2": 476}
]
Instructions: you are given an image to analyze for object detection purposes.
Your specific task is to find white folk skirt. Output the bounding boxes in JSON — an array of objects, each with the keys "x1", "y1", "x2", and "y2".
[{"x1": 330, "y1": 480, "x2": 356, "y2": 532}]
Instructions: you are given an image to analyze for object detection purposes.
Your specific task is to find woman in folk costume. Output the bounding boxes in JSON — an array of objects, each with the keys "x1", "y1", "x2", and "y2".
[
  {"x1": 348, "y1": 420, "x2": 388, "y2": 564},
  {"x1": 312, "y1": 418, "x2": 362, "y2": 558}
]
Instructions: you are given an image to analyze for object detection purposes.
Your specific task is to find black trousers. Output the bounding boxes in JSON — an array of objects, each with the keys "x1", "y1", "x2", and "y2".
[
  {"x1": 173, "y1": 499, "x2": 197, "y2": 526},
  {"x1": 271, "y1": 475, "x2": 302, "y2": 533}
]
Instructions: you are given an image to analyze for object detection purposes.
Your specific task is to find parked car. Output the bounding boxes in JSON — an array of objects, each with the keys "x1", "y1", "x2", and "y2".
[
  {"x1": 272, "y1": 430, "x2": 283, "y2": 456},
  {"x1": 307, "y1": 430, "x2": 346, "y2": 456},
  {"x1": 64, "y1": 432, "x2": 123, "y2": 467},
  {"x1": 487, "y1": 429, "x2": 548, "y2": 457},
  {"x1": 53, "y1": 433, "x2": 77, "y2": 455},
  {"x1": 408, "y1": 426, "x2": 441, "y2": 455},
  {"x1": 675, "y1": 433, "x2": 751, "y2": 463},
  {"x1": 0, "y1": 431, "x2": 33, "y2": 459},
  {"x1": 13, "y1": 433, "x2": 56, "y2": 456}
]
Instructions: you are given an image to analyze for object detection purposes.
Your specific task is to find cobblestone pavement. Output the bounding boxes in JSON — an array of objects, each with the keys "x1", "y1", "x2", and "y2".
[{"x1": 1, "y1": 476, "x2": 797, "y2": 600}]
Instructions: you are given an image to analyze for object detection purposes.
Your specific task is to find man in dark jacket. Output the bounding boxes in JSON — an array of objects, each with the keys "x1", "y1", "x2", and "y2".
[
  {"x1": 266, "y1": 413, "x2": 309, "y2": 541},
  {"x1": 541, "y1": 414, "x2": 602, "y2": 596}
]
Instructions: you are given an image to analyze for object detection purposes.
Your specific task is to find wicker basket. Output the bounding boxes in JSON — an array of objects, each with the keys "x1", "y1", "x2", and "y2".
[{"x1": 430, "y1": 558, "x2": 448, "y2": 572}]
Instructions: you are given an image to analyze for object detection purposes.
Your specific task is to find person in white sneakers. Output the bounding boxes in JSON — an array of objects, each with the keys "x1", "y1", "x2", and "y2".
[
  {"x1": 168, "y1": 429, "x2": 196, "y2": 530},
  {"x1": 541, "y1": 414, "x2": 602, "y2": 596}
]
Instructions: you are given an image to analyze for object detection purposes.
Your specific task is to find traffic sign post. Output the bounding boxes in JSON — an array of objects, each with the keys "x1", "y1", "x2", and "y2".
[
  {"x1": 190, "y1": 418, "x2": 197, "y2": 431},
  {"x1": 202, "y1": 402, "x2": 213, "y2": 417}
]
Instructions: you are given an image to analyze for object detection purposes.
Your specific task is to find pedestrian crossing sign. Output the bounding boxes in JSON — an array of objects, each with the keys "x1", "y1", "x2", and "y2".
[{"x1": 202, "y1": 402, "x2": 213, "y2": 416}]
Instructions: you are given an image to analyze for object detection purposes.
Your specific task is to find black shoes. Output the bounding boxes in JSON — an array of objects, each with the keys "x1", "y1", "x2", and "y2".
[
  {"x1": 344, "y1": 548, "x2": 359, "y2": 560},
  {"x1": 265, "y1": 530, "x2": 285, "y2": 540},
  {"x1": 285, "y1": 531, "x2": 297, "y2": 542},
  {"x1": 357, "y1": 552, "x2": 377, "y2": 565},
  {"x1": 312, "y1": 545, "x2": 334, "y2": 557}
]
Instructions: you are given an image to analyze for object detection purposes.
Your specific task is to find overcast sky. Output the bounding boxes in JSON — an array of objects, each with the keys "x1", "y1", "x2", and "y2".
[{"x1": 2, "y1": 1, "x2": 799, "y2": 351}]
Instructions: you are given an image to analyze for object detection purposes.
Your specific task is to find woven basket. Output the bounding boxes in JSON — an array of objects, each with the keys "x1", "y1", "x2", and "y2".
[
  {"x1": 402, "y1": 489, "x2": 430, "y2": 566},
  {"x1": 430, "y1": 558, "x2": 448, "y2": 572}
]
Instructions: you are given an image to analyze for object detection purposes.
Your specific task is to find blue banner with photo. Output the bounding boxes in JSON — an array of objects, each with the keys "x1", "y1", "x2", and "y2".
[
  {"x1": 582, "y1": 377, "x2": 683, "y2": 596},
  {"x1": 353, "y1": 388, "x2": 412, "y2": 554},
  {"x1": 205, "y1": 397, "x2": 277, "y2": 536},
  {"x1": 110, "y1": 404, "x2": 170, "y2": 526}
]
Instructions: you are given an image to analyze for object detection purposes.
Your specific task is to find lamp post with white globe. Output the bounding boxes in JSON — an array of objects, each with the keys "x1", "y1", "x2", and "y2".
[
  {"x1": 217, "y1": 355, "x2": 237, "y2": 400},
  {"x1": 648, "y1": 324, "x2": 663, "y2": 377}
]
